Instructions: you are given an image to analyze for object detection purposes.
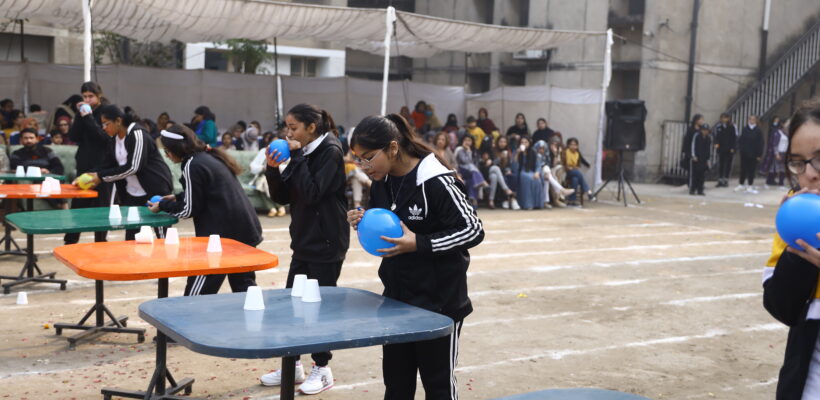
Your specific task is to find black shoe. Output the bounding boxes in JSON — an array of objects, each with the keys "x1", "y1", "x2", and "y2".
[{"x1": 697, "y1": 191, "x2": 705, "y2": 196}]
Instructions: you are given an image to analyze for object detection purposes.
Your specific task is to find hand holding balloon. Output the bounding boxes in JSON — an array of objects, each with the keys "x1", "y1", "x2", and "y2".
[{"x1": 357, "y1": 208, "x2": 403, "y2": 256}]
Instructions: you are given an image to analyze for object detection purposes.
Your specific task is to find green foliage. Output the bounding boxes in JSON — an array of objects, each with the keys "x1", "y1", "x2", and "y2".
[
  {"x1": 93, "y1": 31, "x2": 181, "y2": 68},
  {"x1": 220, "y1": 39, "x2": 272, "y2": 74}
]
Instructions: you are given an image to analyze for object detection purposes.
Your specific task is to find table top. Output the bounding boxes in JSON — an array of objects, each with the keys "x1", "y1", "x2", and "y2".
[
  {"x1": 0, "y1": 184, "x2": 96, "y2": 199},
  {"x1": 138, "y1": 287, "x2": 454, "y2": 359},
  {"x1": 54, "y1": 237, "x2": 278, "y2": 281},
  {"x1": 0, "y1": 173, "x2": 66, "y2": 182},
  {"x1": 495, "y1": 389, "x2": 653, "y2": 400},
  {"x1": 7, "y1": 207, "x2": 177, "y2": 234}
]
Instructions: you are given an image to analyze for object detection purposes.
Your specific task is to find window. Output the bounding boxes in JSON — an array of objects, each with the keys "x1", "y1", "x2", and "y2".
[{"x1": 290, "y1": 57, "x2": 318, "y2": 77}]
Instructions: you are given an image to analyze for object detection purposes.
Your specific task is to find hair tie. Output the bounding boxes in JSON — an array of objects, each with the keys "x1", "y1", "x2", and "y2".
[{"x1": 160, "y1": 130, "x2": 184, "y2": 140}]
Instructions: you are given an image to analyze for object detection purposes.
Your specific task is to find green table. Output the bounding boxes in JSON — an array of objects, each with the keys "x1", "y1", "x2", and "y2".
[
  {"x1": 5, "y1": 207, "x2": 177, "y2": 348},
  {"x1": 0, "y1": 173, "x2": 66, "y2": 183}
]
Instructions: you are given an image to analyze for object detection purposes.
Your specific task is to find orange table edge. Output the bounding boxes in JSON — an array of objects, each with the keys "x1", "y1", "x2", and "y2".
[
  {"x1": 53, "y1": 237, "x2": 279, "y2": 281},
  {"x1": 0, "y1": 184, "x2": 97, "y2": 199}
]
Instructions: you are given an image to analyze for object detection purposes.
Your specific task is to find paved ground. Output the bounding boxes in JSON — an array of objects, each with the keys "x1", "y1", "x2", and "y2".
[{"x1": 0, "y1": 181, "x2": 790, "y2": 399}]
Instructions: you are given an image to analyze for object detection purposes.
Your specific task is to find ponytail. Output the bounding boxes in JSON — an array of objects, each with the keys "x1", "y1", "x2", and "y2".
[
  {"x1": 351, "y1": 113, "x2": 453, "y2": 170},
  {"x1": 161, "y1": 124, "x2": 243, "y2": 176},
  {"x1": 288, "y1": 104, "x2": 338, "y2": 138}
]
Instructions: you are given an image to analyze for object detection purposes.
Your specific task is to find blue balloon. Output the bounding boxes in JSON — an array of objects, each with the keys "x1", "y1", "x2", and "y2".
[
  {"x1": 146, "y1": 195, "x2": 162, "y2": 207},
  {"x1": 776, "y1": 193, "x2": 820, "y2": 249},
  {"x1": 268, "y1": 139, "x2": 291, "y2": 162},
  {"x1": 357, "y1": 208, "x2": 403, "y2": 256}
]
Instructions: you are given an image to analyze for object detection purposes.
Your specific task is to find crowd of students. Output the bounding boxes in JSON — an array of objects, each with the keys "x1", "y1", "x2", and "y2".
[{"x1": 682, "y1": 112, "x2": 788, "y2": 196}]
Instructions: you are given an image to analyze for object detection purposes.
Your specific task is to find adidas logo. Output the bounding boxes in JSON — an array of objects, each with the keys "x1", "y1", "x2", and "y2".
[{"x1": 408, "y1": 204, "x2": 424, "y2": 220}]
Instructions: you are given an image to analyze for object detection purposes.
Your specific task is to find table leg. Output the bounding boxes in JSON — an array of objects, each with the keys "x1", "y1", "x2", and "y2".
[
  {"x1": 101, "y1": 278, "x2": 196, "y2": 400},
  {"x1": 0, "y1": 198, "x2": 24, "y2": 257},
  {"x1": 1, "y1": 233, "x2": 66, "y2": 294},
  {"x1": 280, "y1": 356, "x2": 298, "y2": 400},
  {"x1": 53, "y1": 280, "x2": 145, "y2": 349}
]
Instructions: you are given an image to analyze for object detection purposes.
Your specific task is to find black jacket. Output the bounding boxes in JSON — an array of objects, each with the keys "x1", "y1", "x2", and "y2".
[
  {"x1": 369, "y1": 154, "x2": 484, "y2": 321},
  {"x1": 739, "y1": 124, "x2": 764, "y2": 157},
  {"x1": 714, "y1": 123, "x2": 737, "y2": 154},
  {"x1": 10, "y1": 144, "x2": 64, "y2": 175},
  {"x1": 159, "y1": 151, "x2": 262, "y2": 246},
  {"x1": 98, "y1": 123, "x2": 173, "y2": 198},
  {"x1": 692, "y1": 133, "x2": 712, "y2": 162},
  {"x1": 266, "y1": 134, "x2": 349, "y2": 263},
  {"x1": 763, "y1": 250, "x2": 820, "y2": 400},
  {"x1": 68, "y1": 103, "x2": 110, "y2": 174}
]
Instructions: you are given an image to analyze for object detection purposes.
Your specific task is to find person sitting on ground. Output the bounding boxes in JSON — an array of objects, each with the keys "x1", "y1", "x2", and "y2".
[
  {"x1": 515, "y1": 136, "x2": 545, "y2": 210},
  {"x1": 454, "y1": 134, "x2": 488, "y2": 207},
  {"x1": 479, "y1": 143, "x2": 515, "y2": 209},
  {"x1": 465, "y1": 116, "x2": 486, "y2": 151},
  {"x1": 495, "y1": 136, "x2": 520, "y2": 210},
  {"x1": 477, "y1": 107, "x2": 499, "y2": 140},
  {"x1": 563, "y1": 137, "x2": 596, "y2": 205},
  {"x1": 249, "y1": 138, "x2": 287, "y2": 218},
  {"x1": 506, "y1": 113, "x2": 530, "y2": 150},
  {"x1": 433, "y1": 131, "x2": 457, "y2": 170},
  {"x1": 49, "y1": 131, "x2": 66, "y2": 145},
  {"x1": 3, "y1": 109, "x2": 25, "y2": 145},
  {"x1": 219, "y1": 132, "x2": 235, "y2": 151},
  {"x1": 343, "y1": 148, "x2": 372, "y2": 209},
  {"x1": 532, "y1": 118, "x2": 555, "y2": 144},
  {"x1": 535, "y1": 140, "x2": 574, "y2": 207},
  {"x1": 442, "y1": 113, "x2": 460, "y2": 151}
]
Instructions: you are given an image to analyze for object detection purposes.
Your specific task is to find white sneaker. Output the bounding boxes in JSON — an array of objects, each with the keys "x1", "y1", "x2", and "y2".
[
  {"x1": 260, "y1": 361, "x2": 305, "y2": 386},
  {"x1": 734, "y1": 184, "x2": 746, "y2": 192},
  {"x1": 299, "y1": 365, "x2": 334, "y2": 395},
  {"x1": 511, "y1": 198, "x2": 521, "y2": 210},
  {"x1": 747, "y1": 186, "x2": 759, "y2": 194},
  {"x1": 560, "y1": 188, "x2": 575, "y2": 197},
  {"x1": 501, "y1": 200, "x2": 510, "y2": 209}
]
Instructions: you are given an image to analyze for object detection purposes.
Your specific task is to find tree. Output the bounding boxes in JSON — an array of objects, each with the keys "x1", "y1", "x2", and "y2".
[
  {"x1": 221, "y1": 39, "x2": 272, "y2": 74},
  {"x1": 94, "y1": 32, "x2": 182, "y2": 68}
]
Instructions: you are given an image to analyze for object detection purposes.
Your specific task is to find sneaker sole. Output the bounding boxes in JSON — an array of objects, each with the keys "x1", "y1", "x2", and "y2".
[
  {"x1": 299, "y1": 384, "x2": 334, "y2": 395},
  {"x1": 260, "y1": 379, "x2": 306, "y2": 387}
]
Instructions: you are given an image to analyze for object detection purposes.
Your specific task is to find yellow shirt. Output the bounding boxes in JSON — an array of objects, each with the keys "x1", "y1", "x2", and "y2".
[
  {"x1": 565, "y1": 149, "x2": 580, "y2": 168},
  {"x1": 466, "y1": 126, "x2": 485, "y2": 150}
]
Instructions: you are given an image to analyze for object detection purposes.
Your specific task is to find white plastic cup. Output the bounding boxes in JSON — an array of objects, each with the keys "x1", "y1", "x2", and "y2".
[
  {"x1": 301, "y1": 279, "x2": 321, "y2": 303},
  {"x1": 126, "y1": 206, "x2": 140, "y2": 222},
  {"x1": 16, "y1": 291, "x2": 28, "y2": 305},
  {"x1": 243, "y1": 286, "x2": 266, "y2": 310},
  {"x1": 164, "y1": 227, "x2": 179, "y2": 245},
  {"x1": 14, "y1": 165, "x2": 24, "y2": 177},
  {"x1": 49, "y1": 178, "x2": 60, "y2": 194},
  {"x1": 206, "y1": 234, "x2": 222, "y2": 252},
  {"x1": 134, "y1": 226, "x2": 154, "y2": 244},
  {"x1": 108, "y1": 204, "x2": 122, "y2": 220},
  {"x1": 291, "y1": 274, "x2": 307, "y2": 297},
  {"x1": 26, "y1": 166, "x2": 41, "y2": 178}
]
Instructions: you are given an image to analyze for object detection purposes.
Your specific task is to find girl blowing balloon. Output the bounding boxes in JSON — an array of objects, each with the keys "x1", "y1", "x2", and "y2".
[
  {"x1": 763, "y1": 97, "x2": 820, "y2": 399},
  {"x1": 347, "y1": 113, "x2": 484, "y2": 399}
]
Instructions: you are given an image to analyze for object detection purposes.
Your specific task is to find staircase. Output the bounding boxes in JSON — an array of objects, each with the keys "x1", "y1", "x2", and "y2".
[{"x1": 726, "y1": 19, "x2": 820, "y2": 123}]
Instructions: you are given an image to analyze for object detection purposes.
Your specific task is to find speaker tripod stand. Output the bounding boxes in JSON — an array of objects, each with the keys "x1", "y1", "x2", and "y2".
[{"x1": 593, "y1": 150, "x2": 641, "y2": 207}]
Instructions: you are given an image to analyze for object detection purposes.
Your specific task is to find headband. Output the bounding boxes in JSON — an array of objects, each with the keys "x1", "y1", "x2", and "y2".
[{"x1": 160, "y1": 130, "x2": 184, "y2": 140}]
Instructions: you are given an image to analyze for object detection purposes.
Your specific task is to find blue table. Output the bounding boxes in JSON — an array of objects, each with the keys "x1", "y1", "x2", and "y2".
[
  {"x1": 117, "y1": 287, "x2": 454, "y2": 400},
  {"x1": 497, "y1": 388, "x2": 654, "y2": 400}
]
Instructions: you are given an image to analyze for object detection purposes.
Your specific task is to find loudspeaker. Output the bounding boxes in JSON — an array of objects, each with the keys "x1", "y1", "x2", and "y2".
[{"x1": 605, "y1": 99, "x2": 647, "y2": 151}]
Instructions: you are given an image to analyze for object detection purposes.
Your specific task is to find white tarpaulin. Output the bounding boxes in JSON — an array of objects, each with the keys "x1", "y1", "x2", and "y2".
[{"x1": 0, "y1": 0, "x2": 605, "y2": 58}]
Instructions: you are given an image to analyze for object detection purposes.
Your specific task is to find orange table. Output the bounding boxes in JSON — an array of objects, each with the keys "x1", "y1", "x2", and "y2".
[
  {"x1": 0, "y1": 184, "x2": 96, "y2": 292},
  {"x1": 54, "y1": 237, "x2": 278, "y2": 399},
  {"x1": 53, "y1": 237, "x2": 278, "y2": 353}
]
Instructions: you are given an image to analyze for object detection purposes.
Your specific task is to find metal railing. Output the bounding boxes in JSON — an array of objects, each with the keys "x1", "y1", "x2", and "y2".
[{"x1": 726, "y1": 19, "x2": 820, "y2": 123}]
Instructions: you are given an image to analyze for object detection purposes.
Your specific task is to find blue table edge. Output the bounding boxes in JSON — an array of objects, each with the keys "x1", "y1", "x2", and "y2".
[{"x1": 138, "y1": 287, "x2": 454, "y2": 359}]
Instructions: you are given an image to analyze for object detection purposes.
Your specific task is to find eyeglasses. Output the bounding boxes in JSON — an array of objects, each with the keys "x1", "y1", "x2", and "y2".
[
  {"x1": 352, "y1": 149, "x2": 384, "y2": 170},
  {"x1": 787, "y1": 155, "x2": 820, "y2": 175},
  {"x1": 101, "y1": 121, "x2": 111, "y2": 128}
]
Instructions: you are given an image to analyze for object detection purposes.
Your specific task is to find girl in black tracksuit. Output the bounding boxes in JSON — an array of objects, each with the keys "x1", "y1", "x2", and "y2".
[
  {"x1": 90, "y1": 104, "x2": 173, "y2": 240},
  {"x1": 263, "y1": 104, "x2": 348, "y2": 392},
  {"x1": 149, "y1": 124, "x2": 262, "y2": 295},
  {"x1": 65, "y1": 81, "x2": 112, "y2": 244},
  {"x1": 763, "y1": 99, "x2": 820, "y2": 399},
  {"x1": 347, "y1": 114, "x2": 484, "y2": 400}
]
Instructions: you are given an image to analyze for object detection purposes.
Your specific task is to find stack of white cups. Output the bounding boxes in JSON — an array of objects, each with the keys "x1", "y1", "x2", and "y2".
[
  {"x1": 291, "y1": 274, "x2": 321, "y2": 302},
  {"x1": 108, "y1": 204, "x2": 122, "y2": 221},
  {"x1": 134, "y1": 226, "x2": 154, "y2": 244}
]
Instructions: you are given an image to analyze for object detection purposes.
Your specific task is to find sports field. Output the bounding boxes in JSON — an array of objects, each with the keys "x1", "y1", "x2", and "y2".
[{"x1": 0, "y1": 184, "x2": 785, "y2": 399}]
